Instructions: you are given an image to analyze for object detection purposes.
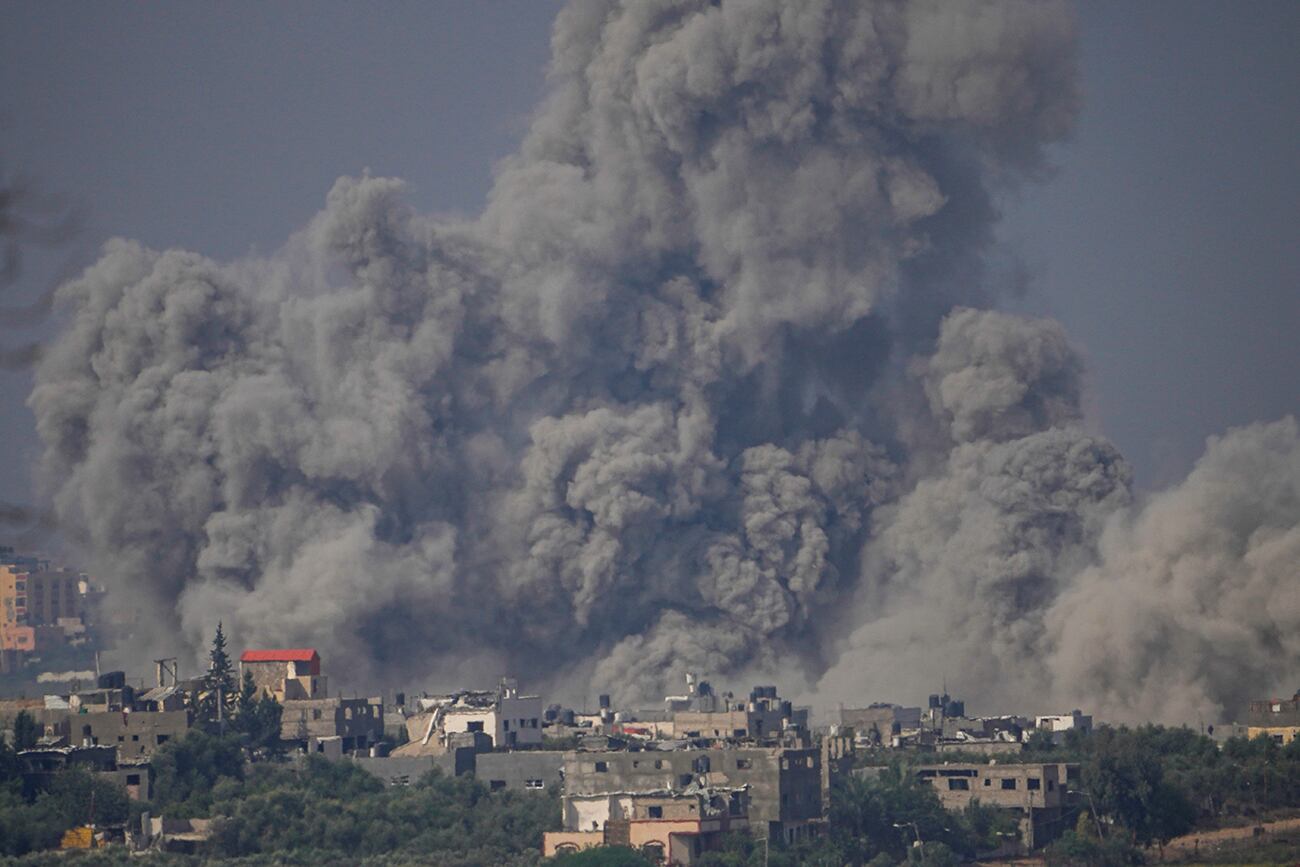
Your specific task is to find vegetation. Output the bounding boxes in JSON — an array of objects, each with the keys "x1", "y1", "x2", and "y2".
[
  {"x1": 7, "y1": 718, "x2": 1300, "y2": 863},
  {"x1": 234, "y1": 669, "x2": 285, "y2": 759},
  {"x1": 0, "y1": 762, "x2": 130, "y2": 857},
  {"x1": 192, "y1": 622, "x2": 238, "y2": 726},
  {"x1": 12, "y1": 709, "x2": 39, "y2": 751}
]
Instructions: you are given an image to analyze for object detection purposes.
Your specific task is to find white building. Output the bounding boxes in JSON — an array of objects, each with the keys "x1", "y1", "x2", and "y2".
[
  {"x1": 418, "y1": 678, "x2": 543, "y2": 749},
  {"x1": 1034, "y1": 710, "x2": 1093, "y2": 739}
]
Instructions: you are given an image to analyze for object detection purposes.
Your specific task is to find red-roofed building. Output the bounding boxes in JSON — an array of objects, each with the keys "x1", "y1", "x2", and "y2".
[{"x1": 239, "y1": 648, "x2": 324, "y2": 700}]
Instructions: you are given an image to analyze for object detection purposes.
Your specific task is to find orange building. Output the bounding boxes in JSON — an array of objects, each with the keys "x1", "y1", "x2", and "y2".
[{"x1": 1, "y1": 563, "x2": 83, "y2": 665}]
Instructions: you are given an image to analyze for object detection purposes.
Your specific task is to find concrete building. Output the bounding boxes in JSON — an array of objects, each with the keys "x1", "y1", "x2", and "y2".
[
  {"x1": 69, "y1": 710, "x2": 190, "y2": 758},
  {"x1": 0, "y1": 561, "x2": 86, "y2": 668},
  {"x1": 1247, "y1": 692, "x2": 1300, "y2": 744},
  {"x1": 562, "y1": 745, "x2": 823, "y2": 844},
  {"x1": 407, "y1": 678, "x2": 543, "y2": 751},
  {"x1": 915, "y1": 762, "x2": 1077, "y2": 850},
  {"x1": 477, "y1": 750, "x2": 564, "y2": 792},
  {"x1": 672, "y1": 685, "x2": 809, "y2": 744},
  {"x1": 544, "y1": 787, "x2": 749, "y2": 864},
  {"x1": 281, "y1": 696, "x2": 384, "y2": 754},
  {"x1": 1035, "y1": 710, "x2": 1093, "y2": 743},
  {"x1": 239, "y1": 648, "x2": 326, "y2": 700},
  {"x1": 839, "y1": 703, "x2": 923, "y2": 744}
]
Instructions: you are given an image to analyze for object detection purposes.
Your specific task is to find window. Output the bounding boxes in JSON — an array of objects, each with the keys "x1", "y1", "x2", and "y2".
[
  {"x1": 654, "y1": 759, "x2": 663, "y2": 769},
  {"x1": 983, "y1": 778, "x2": 991, "y2": 787},
  {"x1": 1001, "y1": 778, "x2": 1017, "y2": 790},
  {"x1": 648, "y1": 805, "x2": 663, "y2": 818},
  {"x1": 678, "y1": 774, "x2": 693, "y2": 787},
  {"x1": 641, "y1": 842, "x2": 664, "y2": 863},
  {"x1": 312, "y1": 709, "x2": 322, "y2": 720},
  {"x1": 132, "y1": 734, "x2": 139, "y2": 741},
  {"x1": 1047, "y1": 780, "x2": 1055, "y2": 791},
  {"x1": 525, "y1": 779, "x2": 545, "y2": 790},
  {"x1": 736, "y1": 758, "x2": 752, "y2": 770},
  {"x1": 693, "y1": 756, "x2": 710, "y2": 773},
  {"x1": 156, "y1": 735, "x2": 169, "y2": 745},
  {"x1": 734, "y1": 729, "x2": 746, "y2": 738},
  {"x1": 489, "y1": 780, "x2": 506, "y2": 791},
  {"x1": 948, "y1": 778, "x2": 969, "y2": 790},
  {"x1": 1028, "y1": 777, "x2": 1041, "y2": 790},
  {"x1": 467, "y1": 721, "x2": 484, "y2": 733},
  {"x1": 503, "y1": 720, "x2": 510, "y2": 731},
  {"x1": 117, "y1": 735, "x2": 125, "y2": 742},
  {"x1": 595, "y1": 761, "x2": 608, "y2": 772},
  {"x1": 126, "y1": 774, "x2": 141, "y2": 786}
]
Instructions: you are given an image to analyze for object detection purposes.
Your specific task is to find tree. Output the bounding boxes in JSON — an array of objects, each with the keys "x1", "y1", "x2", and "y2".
[
  {"x1": 1024, "y1": 729, "x2": 1057, "y2": 753},
  {"x1": 151, "y1": 729, "x2": 245, "y2": 816},
  {"x1": 196, "y1": 622, "x2": 237, "y2": 727},
  {"x1": 11, "y1": 710, "x2": 38, "y2": 752},
  {"x1": 1083, "y1": 726, "x2": 1196, "y2": 848}
]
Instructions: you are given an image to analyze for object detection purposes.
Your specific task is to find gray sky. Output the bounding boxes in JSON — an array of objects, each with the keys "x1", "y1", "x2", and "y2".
[{"x1": 1, "y1": 0, "x2": 1296, "y2": 513}]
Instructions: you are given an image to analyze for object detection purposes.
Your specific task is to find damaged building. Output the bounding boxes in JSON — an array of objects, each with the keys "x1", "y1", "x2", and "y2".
[
  {"x1": 396, "y1": 677, "x2": 542, "y2": 754},
  {"x1": 562, "y1": 745, "x2": 824, "y2": 845},
  {"x1": 543, "y1": 786, "x2": 750, "y2": 865}
]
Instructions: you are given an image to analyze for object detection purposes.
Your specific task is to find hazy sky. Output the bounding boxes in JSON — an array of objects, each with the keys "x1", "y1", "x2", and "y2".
[{"x1": 1, "y1": 0, "x2": 1296, "y2": 511}]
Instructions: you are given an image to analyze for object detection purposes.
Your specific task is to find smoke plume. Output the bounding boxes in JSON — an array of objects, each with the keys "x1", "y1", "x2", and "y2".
[{"x1": 26, "y1": 0, "x2": 1299, "y2": 723}]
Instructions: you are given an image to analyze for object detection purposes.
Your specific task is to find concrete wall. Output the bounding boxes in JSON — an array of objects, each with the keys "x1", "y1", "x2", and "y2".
[
  {"x1": 563, "y1": 746, "x2": 822, "y2": 840},
  {"x1": 281, "y1": 697, "x2": 383, "y2": 749},
  {"x1": 76, "y1": 710, "x2": 190, "y2": 758},
  {"x1": 916, "y1": 763, "x2": 1066, "y2": 811},
  {"x1": 543, "y1": 830, "x2": 603, "y2": 857},
  {"x1": 475, "y1": 750, "x2": 563, "y2": 792}
]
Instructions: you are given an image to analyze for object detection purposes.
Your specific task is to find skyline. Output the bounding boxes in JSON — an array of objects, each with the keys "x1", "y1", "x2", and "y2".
[{"x1": 0, "y1": 1, "x2": 1297, "y2": 722}]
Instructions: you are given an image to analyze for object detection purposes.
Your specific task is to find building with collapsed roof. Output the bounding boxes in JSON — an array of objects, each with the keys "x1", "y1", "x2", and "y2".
[{"x1": 398, "y1": 678, "x2": 542, "y2": 753}]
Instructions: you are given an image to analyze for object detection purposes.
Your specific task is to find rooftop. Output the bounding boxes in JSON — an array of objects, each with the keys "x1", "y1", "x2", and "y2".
[{"x1": 240, "y1": 648, "x2": 320, "y2": 663}]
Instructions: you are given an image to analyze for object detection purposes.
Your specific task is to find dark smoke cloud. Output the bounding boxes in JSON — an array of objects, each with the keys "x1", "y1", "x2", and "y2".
[{"x1": 25, "y1": 0, "x2": 1299, "y2": 722}]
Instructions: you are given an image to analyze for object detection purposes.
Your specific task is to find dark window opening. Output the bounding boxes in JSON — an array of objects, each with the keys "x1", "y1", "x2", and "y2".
[
  {"x1": 467, "y1": 721, "x2": 484, "y2": 732},
  {"x1": 948, "y1": 778, "x2": 969, "y2": 790},
  {"x1": 648, "y1": 806, "x2": 663, "y2": 818},
  {"x1": 1028, "y1": 778, "x2": 1041, "y2": 790},
  {"x1": 595, "y1": 761, "x2": 608, "y2": 772},
  {"x1": 1001, "y1": 778, "x2": 1017, "y2": 790},
  {"x1": 490, "y1": 780, "x2": 506, "y2": 791}
]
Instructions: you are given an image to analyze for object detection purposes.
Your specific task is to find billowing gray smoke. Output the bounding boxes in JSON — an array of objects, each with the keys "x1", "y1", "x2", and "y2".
[{"x1": 27, "y1": 0, "x2": 1299, "y2": 723}]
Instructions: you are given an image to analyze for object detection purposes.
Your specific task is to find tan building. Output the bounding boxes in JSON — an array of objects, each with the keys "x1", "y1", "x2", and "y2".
[
  {"x1": 1247, "y1": 693, "x2": 1300, "y2": 744},
  {"x1": 562, "y1": 746, "x2": 823, "y2": 845},
  {"x1": 544, "y1": 788, "x2": 749, "y2": 864},
  {"x1": 239, "y1": 648, "x2": 326, "y2": 700},
  {"x1": 915, "y1": 762, "x2": 1076, "y2": 850},
  {"x1": 282, "y1": 696, "x2": 384, "y2": 754}
]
